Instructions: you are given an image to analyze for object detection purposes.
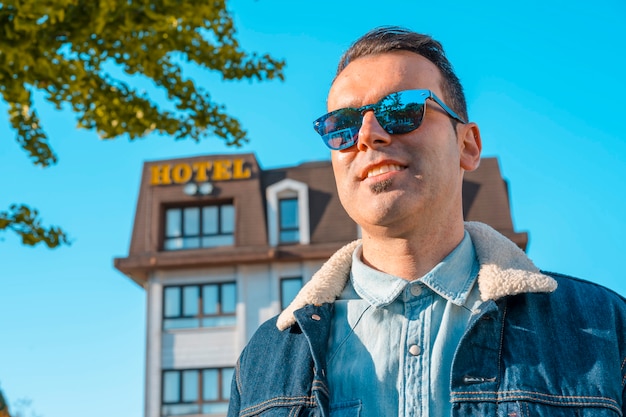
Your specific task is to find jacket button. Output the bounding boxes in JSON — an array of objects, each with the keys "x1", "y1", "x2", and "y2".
[
  {"x1": 410, "y1": 285, "x2": 422, "y2": 296},
  {"x1": 409, "y1": 345, "x2": 421, "y2": 356},
  {"x1": 311, "y1": 314, "x2": 321, "y2": 321}
]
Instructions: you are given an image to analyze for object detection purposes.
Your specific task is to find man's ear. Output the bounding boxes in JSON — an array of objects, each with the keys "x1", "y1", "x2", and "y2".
[{"x1": 459, "y1": 122, "x2": 482, "y2": 172}]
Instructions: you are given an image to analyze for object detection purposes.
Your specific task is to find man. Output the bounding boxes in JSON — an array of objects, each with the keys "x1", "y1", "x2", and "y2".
[{"x1": 228, "y1": 27, "x2": 626, "y2": 416}]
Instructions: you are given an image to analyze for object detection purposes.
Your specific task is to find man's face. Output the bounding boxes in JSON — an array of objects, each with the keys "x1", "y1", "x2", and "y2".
[{"x1": 328, "y1": 50, "x2": 481, "y2": 235}]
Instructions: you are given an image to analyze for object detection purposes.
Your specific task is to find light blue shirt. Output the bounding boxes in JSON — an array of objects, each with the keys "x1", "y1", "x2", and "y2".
[{"x1": 326, "y1": 232, "x2": 481, "y2": 417}]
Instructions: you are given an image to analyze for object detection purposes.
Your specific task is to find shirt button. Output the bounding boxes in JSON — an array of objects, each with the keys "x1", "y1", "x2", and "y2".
[
  {"x1": 410, "y1": 285, "x2": 422, "y2": 296},
  {"x1": 409, "y1": 345, "x2": 421, "y2": 356}
]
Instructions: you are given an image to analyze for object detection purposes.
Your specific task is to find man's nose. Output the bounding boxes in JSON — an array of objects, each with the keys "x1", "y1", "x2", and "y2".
[{"x1": 356, "y1": 110, "x2": 392, "y2": 151}]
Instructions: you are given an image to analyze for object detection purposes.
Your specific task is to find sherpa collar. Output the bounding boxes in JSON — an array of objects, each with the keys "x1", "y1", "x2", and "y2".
[{"x1": 276, "y1": 221, "x2": 557, "y2": 330}]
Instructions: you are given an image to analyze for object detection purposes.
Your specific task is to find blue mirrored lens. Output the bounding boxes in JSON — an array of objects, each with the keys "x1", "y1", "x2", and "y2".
[
  {"x1": 376, "y1": 93, "x2": 425, "y2": 135},
  {"x1": 313, "y1": 90, "x2": 430, "y2": 150},
  {"x1": 321, "y1": 127, "x2": 359, "y2": 150}
]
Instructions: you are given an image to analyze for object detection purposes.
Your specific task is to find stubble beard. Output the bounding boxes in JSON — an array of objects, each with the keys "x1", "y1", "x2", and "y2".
[{"x1": 370, "y1": 179, "x2": 393, "y2": 194}]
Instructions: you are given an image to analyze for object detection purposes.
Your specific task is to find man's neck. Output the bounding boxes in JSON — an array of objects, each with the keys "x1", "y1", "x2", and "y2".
[{"x1": 359, "y1": 221, "x2": 466, "y2": 281}]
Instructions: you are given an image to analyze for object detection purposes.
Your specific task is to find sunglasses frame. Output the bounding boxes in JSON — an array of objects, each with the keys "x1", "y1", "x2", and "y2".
[{"x1": 313, "y1": 89, "x2": 466, "y2": 151}]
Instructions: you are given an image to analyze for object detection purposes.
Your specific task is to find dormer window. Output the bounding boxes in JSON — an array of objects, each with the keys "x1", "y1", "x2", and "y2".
[
  {"x1": 266, "y1": 179, "x2": 309, "y2": 246},
  {"x1": 278, "y1": 197, "x2": 299, "y2": 243}
]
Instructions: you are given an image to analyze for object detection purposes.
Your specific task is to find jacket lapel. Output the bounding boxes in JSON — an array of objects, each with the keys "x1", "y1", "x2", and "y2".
[{"x1": 277, "y1": 221, "x2": 557, "y2": 330}]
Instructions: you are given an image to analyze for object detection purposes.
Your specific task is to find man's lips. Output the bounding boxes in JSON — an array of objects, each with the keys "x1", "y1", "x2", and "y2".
[{"x1": 361, "y1": 162, "x2": 407, "y2": 180}]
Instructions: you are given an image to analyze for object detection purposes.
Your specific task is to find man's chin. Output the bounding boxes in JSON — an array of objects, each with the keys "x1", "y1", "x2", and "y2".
[{"x1": 369, "y1": 178, "x2": 393, "y2": 194}]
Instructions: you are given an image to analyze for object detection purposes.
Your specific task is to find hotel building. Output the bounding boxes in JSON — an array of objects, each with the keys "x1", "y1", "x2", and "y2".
[{"x1": 114, "y1": 152, "x2": 527, "y2": 417}]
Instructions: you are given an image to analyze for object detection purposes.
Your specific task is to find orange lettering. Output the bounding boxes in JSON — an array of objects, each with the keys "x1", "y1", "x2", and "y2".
[
  {"x1": 192, "y1": 161, "x2": 212, "y2": 182},
  {"x1": 232, "y1": 159, "x2": 252, "y2": 179},
  {"x1": 212, "y1": 160, "x2": 232, "y2": 181},
  {"x1": 150, "y1": 164, "x2": 171, "y2": 185},
  {"x1": 171, "y1": 163, "x2": 192, "y2": 183}
]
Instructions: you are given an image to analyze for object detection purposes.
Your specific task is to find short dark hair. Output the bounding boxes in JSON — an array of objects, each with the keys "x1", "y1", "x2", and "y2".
[{"x1": 336, "y1": 26, "x2": 468, "y2": 122}]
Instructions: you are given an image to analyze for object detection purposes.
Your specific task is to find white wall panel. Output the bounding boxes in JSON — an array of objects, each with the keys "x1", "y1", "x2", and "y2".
[
  {"x1": 238, "y1": 264, "x2": 273, "y2": 342},
  {"x1": 162, "y1": 327, "x2": 237, "y2": 368},
  {"x1": 146, "y1": 276, "x2": 163, "y2": 417}
]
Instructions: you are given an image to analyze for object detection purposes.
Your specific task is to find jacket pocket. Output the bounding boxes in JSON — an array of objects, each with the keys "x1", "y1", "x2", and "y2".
[{"x1": 330, "y1": 400, "x2": 361, "y2": 417}]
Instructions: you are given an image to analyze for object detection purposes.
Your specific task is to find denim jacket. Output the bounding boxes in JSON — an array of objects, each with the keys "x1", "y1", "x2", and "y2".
[{"x1": 228, "y1": 222, "x2": 626, "y2": 417}]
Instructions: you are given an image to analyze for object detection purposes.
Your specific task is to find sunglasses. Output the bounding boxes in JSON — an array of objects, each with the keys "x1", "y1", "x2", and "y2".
[{"x1": 313, "y1": 89, "x2": 466, "y2": 151}]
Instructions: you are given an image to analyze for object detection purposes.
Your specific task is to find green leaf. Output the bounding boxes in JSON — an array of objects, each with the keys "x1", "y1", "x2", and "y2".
[{"x1": 0, "y1": 204, "x2": 70, "y2": 248}]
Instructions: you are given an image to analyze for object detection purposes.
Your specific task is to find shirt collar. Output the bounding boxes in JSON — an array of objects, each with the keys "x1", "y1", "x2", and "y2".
[{"x1": 350, "y1": 231, "x2": 478, "y2": 308}]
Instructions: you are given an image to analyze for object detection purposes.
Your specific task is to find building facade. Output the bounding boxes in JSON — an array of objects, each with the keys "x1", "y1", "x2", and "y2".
[{"x1": 114, "y1": 153, "x2": 527, "y2": 417}]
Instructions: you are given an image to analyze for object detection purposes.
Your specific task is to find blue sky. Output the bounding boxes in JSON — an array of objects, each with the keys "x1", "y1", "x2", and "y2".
[{"x1": 1, "y1": 1, "x2": 625, "y2": 417}]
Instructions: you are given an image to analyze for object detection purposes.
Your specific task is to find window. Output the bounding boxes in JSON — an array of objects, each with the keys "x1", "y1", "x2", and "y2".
[
  {"x1": 280, "y1": 277, "x2": 302, "y2": 310},
  {"x1": 163, "y1": 283, "x2": 236, "y2": 330},
  {"x1": 162, "y1": 367, "x2": 234, "y2": 416},
  {"x1": 164, "y1": 203, "x2": 234, "y2": 250},
  {"x1": 266, "y1": 179, "x2": 310, "y2": 247},
  {"x1": 279, "y1": 198, "x2": 299, "y2": 243}
]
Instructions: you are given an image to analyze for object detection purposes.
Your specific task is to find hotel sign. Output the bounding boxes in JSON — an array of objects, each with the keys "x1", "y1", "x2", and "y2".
[{"x1": 150, "y1": 158, "x2": 252, "y2": 185}]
